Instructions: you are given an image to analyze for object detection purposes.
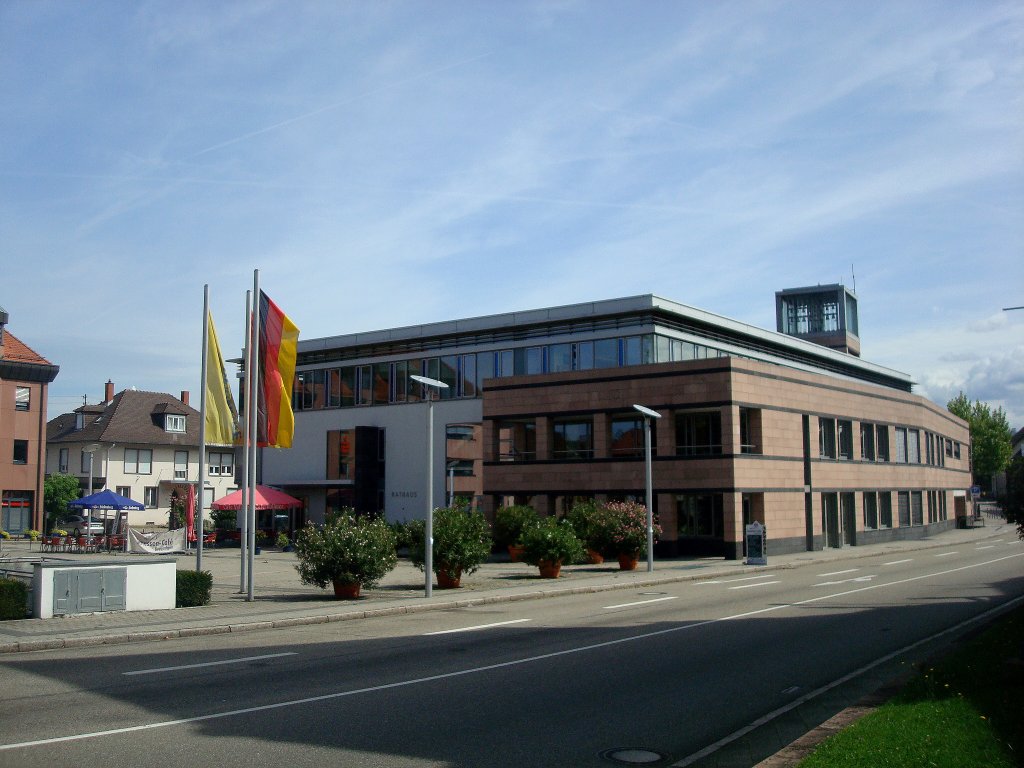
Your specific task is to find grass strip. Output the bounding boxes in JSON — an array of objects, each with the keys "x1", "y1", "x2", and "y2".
[{"x1": 798, "y1": 605, "x2": 1023, "y2": 768}]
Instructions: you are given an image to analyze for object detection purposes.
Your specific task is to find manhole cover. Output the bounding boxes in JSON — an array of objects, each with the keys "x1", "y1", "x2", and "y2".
[{"x1": 600, "y1": 747, "x2": 667, "y2": 764}]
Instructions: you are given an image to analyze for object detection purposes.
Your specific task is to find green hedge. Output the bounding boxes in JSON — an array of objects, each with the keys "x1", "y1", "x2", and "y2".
[
  {"x1": 175, "y1": 570, "x2": 213, "y2": 607},
  {"x1": 0, "y1": 578, "x2": 28, "y2": 620}
]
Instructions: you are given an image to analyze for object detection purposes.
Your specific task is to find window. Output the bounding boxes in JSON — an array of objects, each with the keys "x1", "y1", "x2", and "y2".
[
  {"x1": 863, "y1": 493, "x2": 878, "y2": 529},
  {"x1": 144, "y1": 486, "x2": 158, "y2": 508},
  {"x1": 594, "y1": 338, "x2": 618, "y2": 369},
  {"x1": 945, "y1": 439, "x2": 953, "y2": 458},
  {"x1": 837, "y1": 420, "x2": 853, "y2": 460},
  {"x1": 13, "y1": 440, "x2": 28, "y2": 464},
  {"x1": 860, "y1": 422, "x2": 876, "y2": 461},
  {"x1": 954, "y1": 442, "x2": 961, "y2": 459},
  {"x1": 818, "y1": 418, "x2": 836, "y2": 459},
  {"x1": 59, "y1": 448, "x2": 69, "y2": 473},
  {"x1": 911, "y1": 491, "x2": 924, "y2": 526},
  {"x1": 897, "y1": 491, "x2": 910, "y2": 527},
  {"x1": 165, "y1": 414, "x2": 186, "y2": 433},
  {"x1": 907, "y1": 429, "x2": 920, "y2": 464},
  {"x1": 676, "y1": 411, "x2": 722, "y2": 456},
  {"x1": 552, "y1": 418, "x2": 594, "y2": 459},
  {"x1": 876, "y1": 425, "x2": 890, "y2": 462},
  {"x1": 895, "y1": 428, "x2": 907, "y2": 463},
  {"x1": 739, "y1": 408, "x2": 762, "y2": 454},
  {"x1": 498, "y1": 421, "x2": 536, "y2": 461},
  {"x1": 15, "y1": 386, "x2": 29, "y2": 411},
  {"x1": 676, "y1": 494, "x2": 724, "y2": 537},
  {"x1": 879, "y1": 492, "x2": 893, "y2": 528},
  {"x1": 174, "y1": 450, "x2": 188, "y2": 480},
  {"x1": 610, "y1": 416, "x2": 646, "y2": 458},
  {"x1": 208, "y1": 451, "x2": 233, "y2": 477},
  {"x1": 81, "y1": 450, "x2": 91, "y2": 473},
  {"x1": 548, "y1": 343, "x2": 572, "y2": 373},
  {"x1": 117, "y1": 486, "x2": 131, "y2": 499},
  {"x1": 327, "y1": 430, "x2": 355, "y2": 479},
  {"x1": 124, "y1": 448, "x2": 152, "y2": 474},
  {"x1": 525, "y1": 347, "x2": 545, "y2": 375}
]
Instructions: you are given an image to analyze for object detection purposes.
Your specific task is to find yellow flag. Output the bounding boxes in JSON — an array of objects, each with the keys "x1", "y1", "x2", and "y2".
[{"x1": 206, "y1": 312, "x2": 239, "y2": 445}]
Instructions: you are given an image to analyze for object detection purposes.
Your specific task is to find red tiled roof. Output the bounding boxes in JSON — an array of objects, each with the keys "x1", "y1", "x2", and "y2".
[{"x1": 0, "y1": 330, "x2": 52, "y2": 365}]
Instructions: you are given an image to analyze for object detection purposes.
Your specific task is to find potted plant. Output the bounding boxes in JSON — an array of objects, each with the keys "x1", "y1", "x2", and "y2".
[
  {"x1": 492, "y1": 504, "x2": 539, "y2": 561},
  {"x1": 409, "y1": 505, "x2": 492, "y2": 588},
  {"x1": 275, "y1": 532, "x2": 292, "y2": 551},
  {"x1": 520, "y1": 516, "x2": 585, "y2": 578},
  {"x1": 563, "y1": 500, "x2": 610, "y2": 563},
  {"x1": 602, "y1": 501, "x2": 661, "y2": 570},
  {"x1": 254, "y1": 530, "x2": 267, "y2": 555},
  {"x1": 293, "y1": 510, "x2": 397, "y2": 599}
]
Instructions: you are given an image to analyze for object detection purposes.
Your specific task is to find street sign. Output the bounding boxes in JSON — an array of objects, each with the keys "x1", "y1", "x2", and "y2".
[{"x1": 970, "y1": 485, "x2": 981, "y2": 500}]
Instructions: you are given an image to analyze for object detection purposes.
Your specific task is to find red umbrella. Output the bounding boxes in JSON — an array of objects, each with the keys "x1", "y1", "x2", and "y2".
[{"x1": 211, "y1": 484, "x2": 302, "y2": 510}]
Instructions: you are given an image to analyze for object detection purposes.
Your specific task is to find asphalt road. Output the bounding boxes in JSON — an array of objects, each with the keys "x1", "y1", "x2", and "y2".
[{"x1": 1, "y1": 536, "x2": 1021, "y2": 768}]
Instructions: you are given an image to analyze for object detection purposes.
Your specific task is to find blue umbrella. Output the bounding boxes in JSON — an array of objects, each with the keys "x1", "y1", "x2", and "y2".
[{"x1": 68, "y1": 489, "x2": 145, "y2": 510}]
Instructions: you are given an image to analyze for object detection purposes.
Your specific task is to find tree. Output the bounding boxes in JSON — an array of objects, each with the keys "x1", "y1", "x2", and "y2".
[
  {"x1": 947, "y1": 392, "x2": 1013, "y2": 491},
  {"x1": 43, "y1": 473, "x2": 82, "y2": 532}
]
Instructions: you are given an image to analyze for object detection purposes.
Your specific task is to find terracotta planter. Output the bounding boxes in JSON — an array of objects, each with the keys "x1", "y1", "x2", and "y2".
[
  {"x1": 538, "y1": 559, "x2": 562, "y2": 579},
  {"x1": 586, "y1": 548, "x2": 604, "y2": 564},
  {"x1": 508, "y1": 544, "x2": 526, "y2": 562},
  {"x1": 436, "y1": 566, "x2": 463, "y2": 589},
  {"x1": 332, "y1": 579, "x2": 361, "y2": 599},
  {"x1": 617, "y1": 552, "x2": 640, "y2": 571}
]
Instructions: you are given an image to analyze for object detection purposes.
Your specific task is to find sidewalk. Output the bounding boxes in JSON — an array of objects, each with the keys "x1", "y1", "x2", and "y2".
[{"x1": 0, "y1": 513, "x2": 1016, "y2": 655}]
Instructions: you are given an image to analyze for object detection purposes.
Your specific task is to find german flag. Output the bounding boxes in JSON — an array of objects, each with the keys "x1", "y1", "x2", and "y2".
[{"x1": 257, "y1": 290, "x2": 299, "y2": 448}]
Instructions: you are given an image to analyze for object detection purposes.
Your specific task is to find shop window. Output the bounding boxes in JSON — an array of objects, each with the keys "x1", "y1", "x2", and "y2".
[{"x1": 676, "y1": 494, "x2": 724, "y2": 537}]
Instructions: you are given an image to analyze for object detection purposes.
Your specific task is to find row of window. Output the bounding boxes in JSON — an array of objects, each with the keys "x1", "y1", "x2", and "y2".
[
  {"x1": 54, "y1": 447, "x2": 234, "y2": 479},
  {"x1": 292, "y1": 334, "x2": 733, "y2": 412},
  {"x1": 863, "y1": 489, "x2": 949, "y2": 529},
  {"x1": 819, "y1": 419, "x2": 961, "y2": 465},
  {"x1": 498, "y1": 409, "x2": 762, "y2": 462}
]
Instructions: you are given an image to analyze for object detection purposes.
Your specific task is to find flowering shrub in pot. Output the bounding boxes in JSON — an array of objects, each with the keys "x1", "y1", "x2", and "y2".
[
  {"x1": 492, "y1": 504, "x2": 539, "y2": 560},
  {"x1": 600, "y1": 501, "x2": 661, "y2": 568},
  {"x1": 520, "y1": 517, "x2": 585, "y2": 578},
  {"x1": 408, "y1": 504, "x2": 492, "y2": 588},
  {"x1": 293, "y1": 509, "x2": 398, "y2": 599}
]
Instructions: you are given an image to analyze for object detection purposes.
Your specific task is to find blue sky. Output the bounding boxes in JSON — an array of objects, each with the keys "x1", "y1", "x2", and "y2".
[{"x1": 2, "y1": 1, "x2": 1022, "y2": 427}]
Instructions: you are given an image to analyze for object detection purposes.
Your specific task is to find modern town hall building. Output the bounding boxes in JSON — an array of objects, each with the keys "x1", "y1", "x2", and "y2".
[{"x1": 262, "y1": 288, "x2": 971, "y2": 559}]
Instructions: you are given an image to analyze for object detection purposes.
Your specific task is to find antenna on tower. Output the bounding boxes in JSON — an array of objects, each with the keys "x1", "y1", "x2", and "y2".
[{"x1": 851, "y1": 263, "x2": 856, "y2": 292}]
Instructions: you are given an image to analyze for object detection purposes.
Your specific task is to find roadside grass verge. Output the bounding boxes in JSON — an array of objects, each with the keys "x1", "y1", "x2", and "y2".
[{"x1": 799, "y1": 604, "x2": 1023, "y2": 768}]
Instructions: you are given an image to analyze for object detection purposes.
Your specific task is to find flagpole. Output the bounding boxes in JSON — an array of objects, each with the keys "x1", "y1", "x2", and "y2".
[
  {"x1": 197, "y1": 284, "x2": 210, "y2": 572},
  {"x1": 239, "y1": 290, "x2": 252, "y2": 593},
  {"x1": 247, "y1": 269, "x2": 260, "y2": 602}
]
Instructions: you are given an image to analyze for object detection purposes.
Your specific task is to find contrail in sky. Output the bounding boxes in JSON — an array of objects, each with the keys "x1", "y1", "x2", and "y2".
[{"x1": 193, "y1": 53, "x2": 492, "y2": 157}]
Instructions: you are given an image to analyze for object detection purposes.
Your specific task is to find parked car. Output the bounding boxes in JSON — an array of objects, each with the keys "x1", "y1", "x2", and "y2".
[{"x1": 61, "y1": 515, "x2": 106, "y2": 537}]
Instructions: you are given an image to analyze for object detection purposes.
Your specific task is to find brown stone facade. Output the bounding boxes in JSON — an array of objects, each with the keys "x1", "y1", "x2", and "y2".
[{"x1": 481, "y1": 357, "x2": 971, "y2": 559}]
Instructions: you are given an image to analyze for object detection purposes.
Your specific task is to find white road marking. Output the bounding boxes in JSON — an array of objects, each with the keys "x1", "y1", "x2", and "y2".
[
  {"x1": 604, "y1": 596, "x2": 679, "y2": 610},
  {"x1": 934, "y1": 552, "x2": 958, "y2": 557},
  {"x1": 123, "y1": 653, "x2": 297, "y2": 676},
  {"x1": 976, "y1": 545, "x2": 996, "y2": 550},
  {"x1": 818, "y1": 569, "x2": 858, "y2": 577},
  {"x1": 424, "y1": 619, "x2": 531, "y2": 636},
  {"x1": 729, "y1": 581, "x2": 780, "y2": 590},
  {"x1": 813, "y1": 575, "x2": 875, "y2": 587},
  {"x1": 882, "y1": 559, "x2": 913, "y2": 566},
  {"x1": 696, "y1": 574, "x2": 776, "y2": 586},
  {"x1": 3, "y1": 552, "x2": 1021, "y2": 753}
]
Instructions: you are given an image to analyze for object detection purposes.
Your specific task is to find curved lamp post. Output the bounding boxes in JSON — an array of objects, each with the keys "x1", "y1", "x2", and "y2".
[
  {"x1": 632, "y1": 404, "x2": 662, "y2": 573},
  {"x1": 411, "y1": 375, "x2": 449, "y2": 597}
]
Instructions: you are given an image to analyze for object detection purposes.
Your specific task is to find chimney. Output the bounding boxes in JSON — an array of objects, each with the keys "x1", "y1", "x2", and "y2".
[
  {"x1": 104, "y1": 380, "x2": 114, "y2": 404},
  {"x1": 181, "y1": 390, "x2": 190, "y2": 406}
]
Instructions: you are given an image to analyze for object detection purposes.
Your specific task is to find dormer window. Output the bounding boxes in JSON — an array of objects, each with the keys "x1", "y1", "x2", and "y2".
[
  {"x1": 75, "y1": 413, "x2": 84, "y2": 430},
  {"x1": 166, "y1": 414, "x2": 186, "y2": 433}
]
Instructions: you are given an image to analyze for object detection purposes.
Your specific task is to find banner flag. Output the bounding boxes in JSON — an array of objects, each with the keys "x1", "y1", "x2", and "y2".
[
  {"x1": 206, "y1": 311, "x2": 240, "y2": 446},
  {"x1": 127, "y1": 527, "x2": 187, "y2": 554},
  {"x1": 256, "y1": 290, "x2": 299, "y2": 448}
]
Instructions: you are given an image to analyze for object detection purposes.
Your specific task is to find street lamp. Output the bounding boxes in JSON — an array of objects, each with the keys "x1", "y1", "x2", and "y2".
[
  {"x1": 632, "y1": 404, "x2": 662, "y2": 573},
  {"x1": 411, "y1": 375, "x2": 449, "y2": 597},
  {"x1": 84, "y1": 443, "x2": 103, "y2": 535}
]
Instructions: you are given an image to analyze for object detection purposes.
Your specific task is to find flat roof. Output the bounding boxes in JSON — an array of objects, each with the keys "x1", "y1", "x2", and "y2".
[{"x1": 297, "y1": 294, "x2": 913, "y2": 389}]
